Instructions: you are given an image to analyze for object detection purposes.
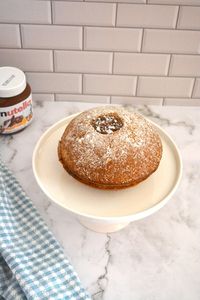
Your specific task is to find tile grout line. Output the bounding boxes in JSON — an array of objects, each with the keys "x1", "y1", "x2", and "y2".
[
  {"x1": 33, "y1": 91, "x2": 111, "y2": 97},
  {"x1": 51, "y1": 0, "x2": 55, "y2": 103},
  {"x1": 52, "y1": 50, "x2": 56, "y2": 101},
  {"x1": 140, "y1": 28, "x2": 145, "y2": 52},
  {"x1": 52, "y1": 50, "x2": 55, "y2": 72},
  {"x1": 23, "y1": 70, "x2": 200, "y2": 80},
  {"x1": 82, "y1": 26, "x2": 84, "y2": 50},
  {"x1": 50, "y1": 0, "x2": 53, "y2": 24},
  {"x1": 175, "y1": 5, "x2": 180, "y2": 29},
  {"x1": 115, "y1": 3, "x2": 118, "y2": 27},
  {"x1": 191, "y1": 77, "x2": 196, "y2": 98},
  {"x1": 51, "y1": 2, "x2": 56, "y2": 102},
  {"x1": 31, "y1": 91, "x2": 199, "y2": 100},
  {"x1": 168, "y1": 3, "x2": 179, "y2": 83},
  {"x1": 19, "y1": 24, "x2": 23, "y2": 48},
  {"x1": 135, "y1": 76, "x2": 139, "y2": 97},
  {"x1": 112, "y1": 50, "x2": 115, "y2": 72},
  {"x1": 32, "y1": 92, "x2": 166, "y2": 100},
  {"x1": 1, "y1": 47, "x2": 200, "y2": 57},
  {"x1": 82, "y1": 26, "x2": 84, "y2": 95},
  {"x1": 111, "y1": 52, "x2": 115, "y2": 76},
  {"x1": 82, "y1": 74, "x2": 84, "y2": 95},
  {"x1": 51, "y1": 0, "x2": 55, "y2": 105},
  {"x1": 1, "y1": 21, "x2": 200, "y2": 32},
  {"x1": 167, "y1": 54, "x2": 172, "y2": 76},
  {"x1": 31, "y1": 92, "x2": 195, "y2": 98},
  {"x1": 25, "y1": 0, "x2": 200, "y2": 7}
]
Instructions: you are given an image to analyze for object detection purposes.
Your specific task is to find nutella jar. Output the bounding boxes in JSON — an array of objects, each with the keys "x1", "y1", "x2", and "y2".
[{"x1": 0, "y1": 66, "x2": 33, "y2": 134}]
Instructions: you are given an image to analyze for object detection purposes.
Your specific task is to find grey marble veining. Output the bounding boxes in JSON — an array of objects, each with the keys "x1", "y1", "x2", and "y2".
[{"x1": 1, "y1": 102, "x2": 200, "y2": 300}]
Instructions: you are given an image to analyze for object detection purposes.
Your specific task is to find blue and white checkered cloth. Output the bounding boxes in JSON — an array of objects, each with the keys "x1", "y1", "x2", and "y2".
[{"x1": 0, "y1": 160, "x2": 91, "y2": 300}]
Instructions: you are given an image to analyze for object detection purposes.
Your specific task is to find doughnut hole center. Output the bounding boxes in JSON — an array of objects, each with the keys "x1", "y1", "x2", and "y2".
[{"x1": 92, "y1": 113, "x2": 123, "y2": 134}]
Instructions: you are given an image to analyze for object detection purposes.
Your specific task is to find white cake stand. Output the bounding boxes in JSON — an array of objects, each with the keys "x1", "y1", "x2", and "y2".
[{"x1": 32, "y1": 113, "x2": 182, "y2": 233}]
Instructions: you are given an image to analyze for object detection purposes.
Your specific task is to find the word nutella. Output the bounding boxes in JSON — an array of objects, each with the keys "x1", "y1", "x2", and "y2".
[{"x1": 0, "y1": 66, "x2": 33, "y2": 134}]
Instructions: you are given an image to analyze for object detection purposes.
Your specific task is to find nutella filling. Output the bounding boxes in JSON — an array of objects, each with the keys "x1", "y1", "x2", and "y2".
[{"x1": 92, "y1": 113, "x2": 123, "y2": 134}]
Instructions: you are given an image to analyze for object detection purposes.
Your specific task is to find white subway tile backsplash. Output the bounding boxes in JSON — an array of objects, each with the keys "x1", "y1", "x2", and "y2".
[
  {"x1": 0, "y1": 24, "x2": 21, "y2": 48},
  {"x1": 178, "y1": 6, "x2": 200, "y2": 30},
  {"x1": 0, "y1": 0, "x2": 199, "y2": 106},
  {"x1": 170, "y1": 55, "x2": 200, "y2": 77},
  {"x1": 114, "y1": 53, "x2": 170, "y2": 75},
  {"x1": 111, "y1": 96, "x2": 163, "y2": 105},
  {"x1": 32, "y1": 94, "x2": 55, "y2": 102},
  {"x1": 117, "y1": 4, "x2": 178, "y2": 28},
  {"x1": 137, "y1": 76, "x2": 194, "y2": 97},
  {"x1": 143, "y1": 29, "x2": 200, "y2": 54},
  {"x1": 0, "y1": 49, "x2": 53, "y2": 72},
  {"x1": 26, "y1": 73, "x2": 82, "y2": 94},
  {"x1": 0, "y1": 0, "x2": 51, "y2": 24},
  {"x1": 164, "y1": 98, "x2": 200, "y2": 106},
  {"x1": 56, "y1": 94, "x2": 110, "y2": 103},
  {"x1": 193, "y1": 79, "x2": 200, "y2": 98},
  {"x1": 87, "y1": 0, "x2": 145, "y2": 2},
  {"x1": 83, "y1": 74, "x2": 137, "y2": 95},
  {"x1": 21, "y1": 25, "x2": 82, "y2": 50},
  {"x1": 55, "y1": 51, "x2": 112, "y2": 74},
  {"x1": 149, "y1": 0, "x2": 200, "y2": 5},
  {"x1": 84, "y1": 27, "x2": 142, "y2": 52},
  {"x1": 53, "y1": 2, "x2": 116, "y2": 26}
]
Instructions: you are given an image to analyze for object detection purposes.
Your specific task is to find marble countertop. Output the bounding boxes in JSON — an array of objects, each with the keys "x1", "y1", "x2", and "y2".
[{"x1": 1, "y1": 101, "x2": 200, "y2": 300}]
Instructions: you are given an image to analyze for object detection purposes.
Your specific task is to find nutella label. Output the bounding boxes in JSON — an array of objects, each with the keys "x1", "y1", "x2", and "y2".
[{"x1": 0, "y1": 94, "x2": 33, "y2": 134}]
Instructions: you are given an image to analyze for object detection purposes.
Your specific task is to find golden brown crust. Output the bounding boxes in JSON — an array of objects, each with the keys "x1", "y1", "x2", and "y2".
[{"x1": 58, "y1": 106, "x2": 162, "y2": 190}]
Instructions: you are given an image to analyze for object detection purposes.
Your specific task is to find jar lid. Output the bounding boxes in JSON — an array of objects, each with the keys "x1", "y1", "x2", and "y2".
[{"x1": 0, "y1": 66, "x2": 26, "y2": 98}]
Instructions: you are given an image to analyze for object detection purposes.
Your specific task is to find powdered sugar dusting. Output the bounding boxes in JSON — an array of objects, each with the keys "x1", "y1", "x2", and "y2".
[{"x1": 60, "y1": 106, "x2": 162, "y2": 186}]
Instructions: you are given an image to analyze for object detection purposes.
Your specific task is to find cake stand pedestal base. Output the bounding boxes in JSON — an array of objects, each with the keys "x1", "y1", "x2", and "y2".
[{"x1": 78, "y1": 218, "x2": 130, "y2": 233}]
